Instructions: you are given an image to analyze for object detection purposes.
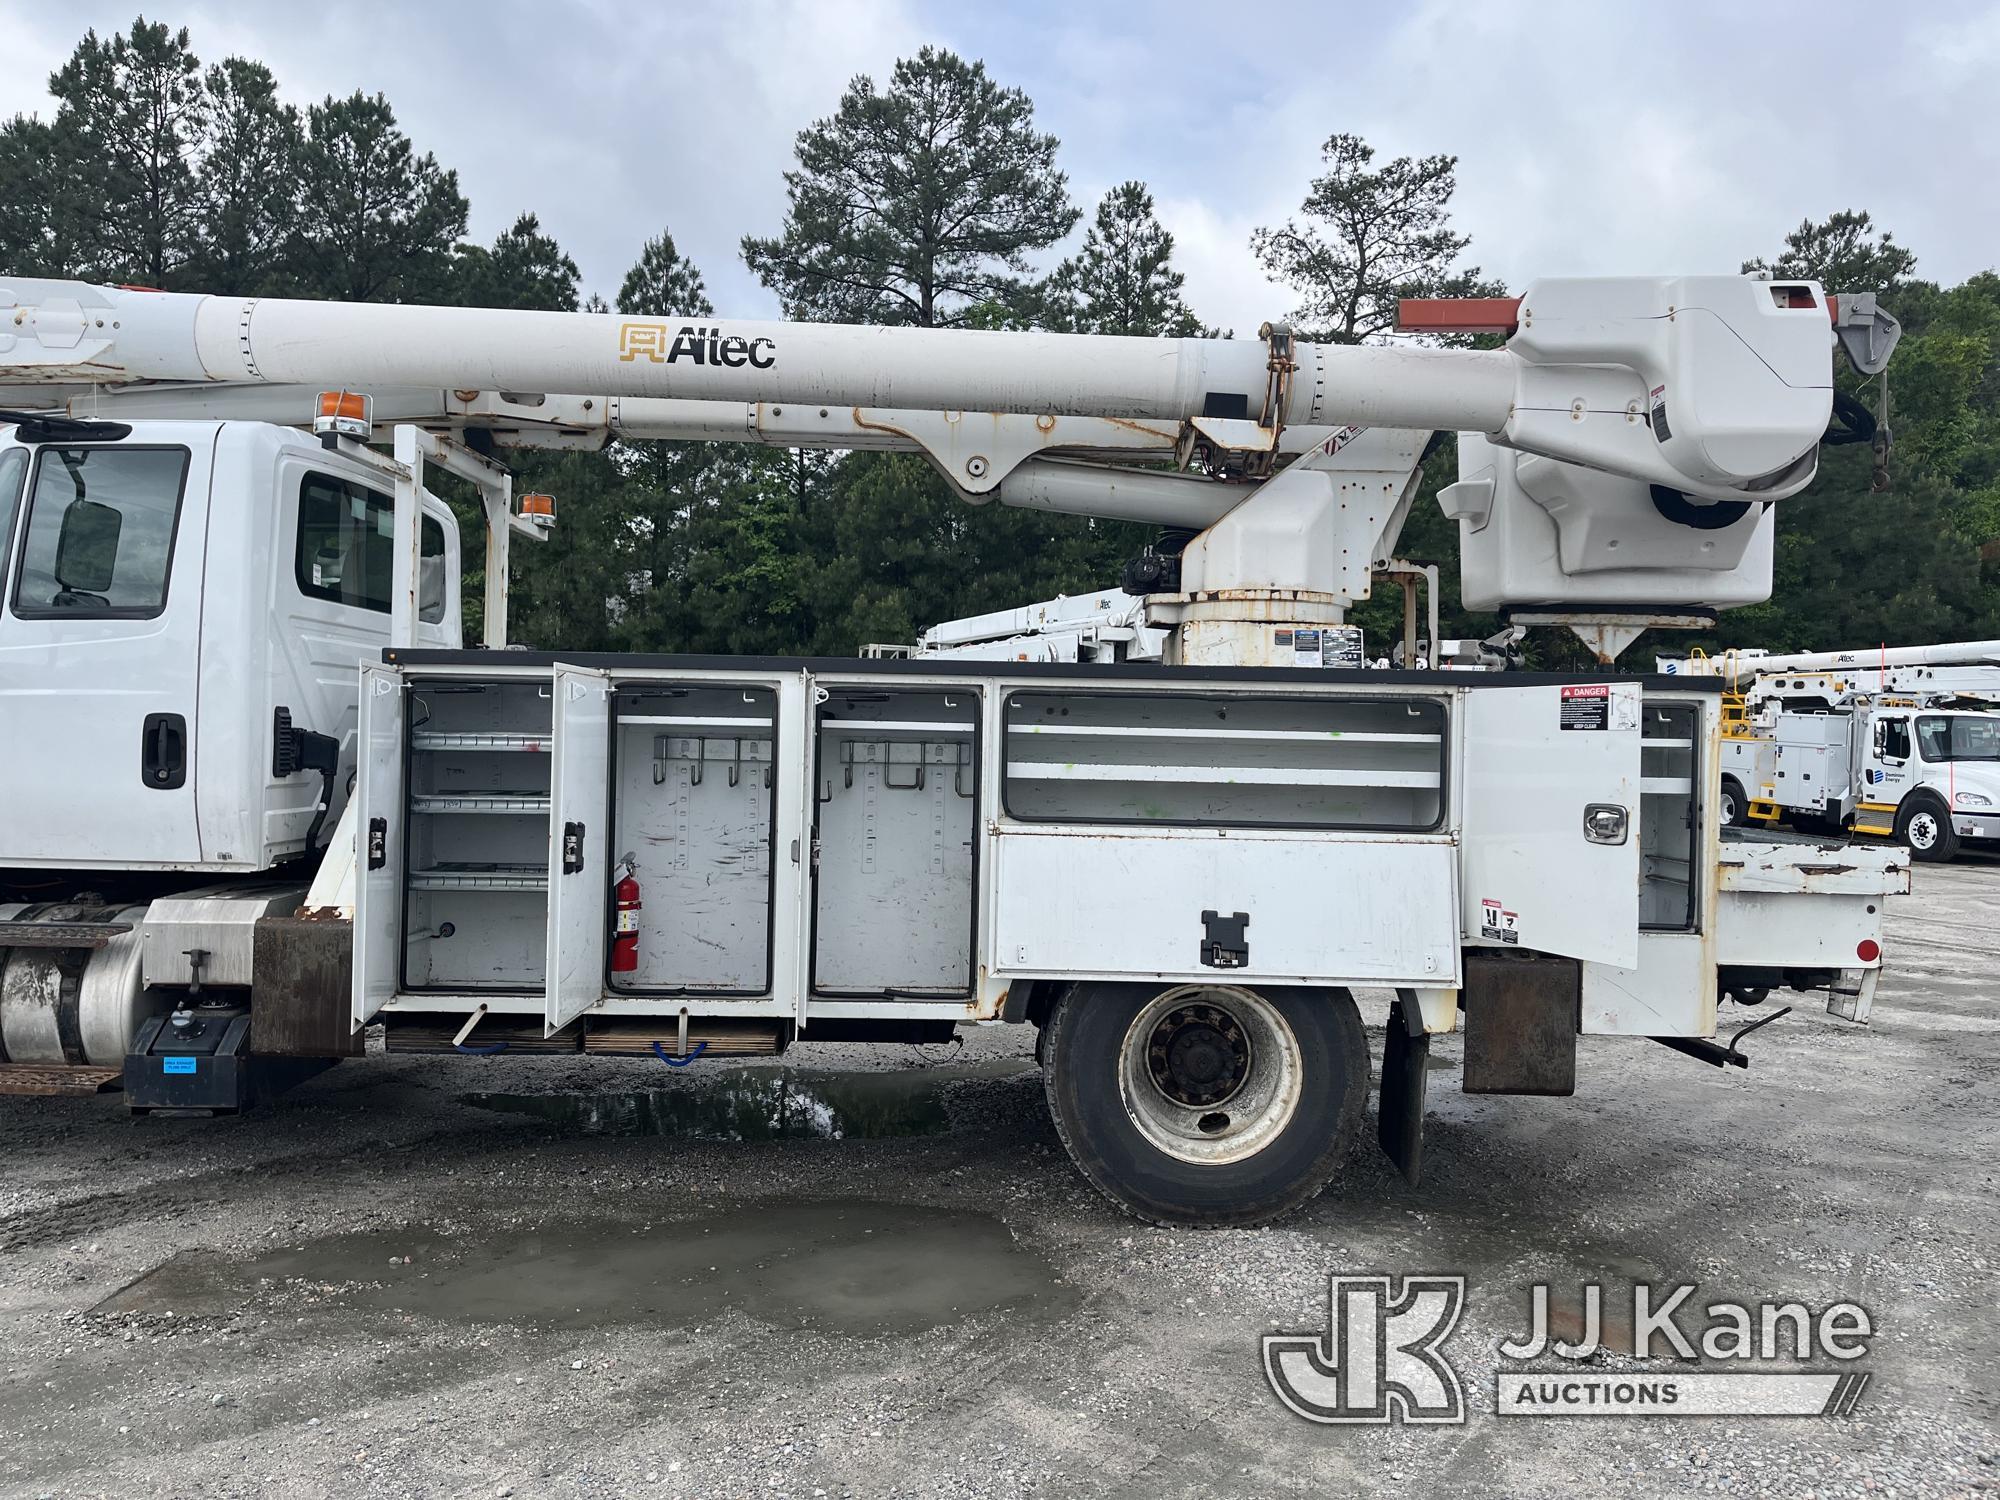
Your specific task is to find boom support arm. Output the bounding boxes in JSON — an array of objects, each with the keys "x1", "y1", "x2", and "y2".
[{"x1": 2, "y1": 273, "x2": 1861, "y2": 503}]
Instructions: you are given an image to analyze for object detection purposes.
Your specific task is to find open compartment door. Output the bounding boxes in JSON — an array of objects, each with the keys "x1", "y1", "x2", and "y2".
[
  {"x1": 545, "y1": 665, "x2": 612, "y2": 1034},
  {"x1": 1460, "y1": 681, "x2": 1642, "y2": 968},
  {"x1": 352, "y1": 664, "x2": 406, "y2": 1027}
]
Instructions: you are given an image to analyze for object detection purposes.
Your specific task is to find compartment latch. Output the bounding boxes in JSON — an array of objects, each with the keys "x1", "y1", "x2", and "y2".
[{"x1": 1200, "y1": 910, "x2": 1250, "y2": 969}]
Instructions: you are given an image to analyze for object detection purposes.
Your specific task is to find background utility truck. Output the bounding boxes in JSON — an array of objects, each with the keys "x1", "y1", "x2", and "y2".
[
  {"x1": 1662, "y1": 641, "x2": 2000, "y2": 860},
  {"x1": 0, "y1": 272, "x2": 1908, "y2": 1225}
]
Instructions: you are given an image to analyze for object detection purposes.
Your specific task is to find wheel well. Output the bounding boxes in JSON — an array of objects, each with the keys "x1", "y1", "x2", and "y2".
[
  {"x1": 1032, "y1": 978, "x2": 1350, "y2": 1026},
  {"x1": 1006, "y1": 978, "x2": 1068, "y2": 1029}
]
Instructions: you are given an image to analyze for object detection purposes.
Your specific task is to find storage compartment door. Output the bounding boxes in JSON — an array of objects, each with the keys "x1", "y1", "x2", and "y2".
[
  {"x1": 545, "y1": 666, "x2": 612, "y2": 1033},
  {"x1": 352, "y1": 664, "x2": 405, "y2": 1026},
  {"x1": 1459, "y1": 682, "x2": 1642, "y2": 968}
]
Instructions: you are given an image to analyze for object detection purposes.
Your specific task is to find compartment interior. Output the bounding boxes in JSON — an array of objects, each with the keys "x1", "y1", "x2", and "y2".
[
  {"x1": 1640, "y1": 700, "x2": 1698, "y2": 930},
  {"x1": 1002, "y1": 690, "x2": 1445, "y2": 828},
  {"x1": 403, "y1": 679, "x2": 553, "y2": 990},
  {"x1": 813, "y1": 687, "x2": 979, "y2": 996},
  {"x1": 612, "y1": 683, "x2": 779, "y2": 993}
]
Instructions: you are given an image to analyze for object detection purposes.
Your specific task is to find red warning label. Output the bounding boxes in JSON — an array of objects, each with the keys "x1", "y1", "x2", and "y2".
[{"x1": 1560, "y1": 683, "x2": 1610, "y2": 731}]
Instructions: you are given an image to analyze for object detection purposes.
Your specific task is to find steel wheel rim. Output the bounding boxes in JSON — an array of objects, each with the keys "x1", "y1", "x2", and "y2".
[
  {"x1": 1721, "y1": 788, "x2": 1738, "y2": 824},
  {"x1": 1908, "y1": 811, "x2": 1939, "y2": 849},
  {"x1": 1117, "y1": 986, "x2": 1302, "y2": 1166}
]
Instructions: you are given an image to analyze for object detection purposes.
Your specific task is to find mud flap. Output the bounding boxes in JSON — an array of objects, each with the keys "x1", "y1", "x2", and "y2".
[
  {"x1": 1377, "y1": 993, "x2": 1429, "y2": 1186},
  {"x1": 1462, "y1": 950, "x2": 1578, "y2": 1096}
]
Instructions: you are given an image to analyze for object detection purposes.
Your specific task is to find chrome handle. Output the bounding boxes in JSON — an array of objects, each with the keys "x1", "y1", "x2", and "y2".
[{"x1": 1583, "y1": 803, "x2": 1629, "y2": 845}]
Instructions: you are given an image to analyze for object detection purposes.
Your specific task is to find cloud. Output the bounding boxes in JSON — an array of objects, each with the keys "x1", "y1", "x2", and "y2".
[{"x1": 5, "y1": 0, "x2": 1993, "y2": 320}]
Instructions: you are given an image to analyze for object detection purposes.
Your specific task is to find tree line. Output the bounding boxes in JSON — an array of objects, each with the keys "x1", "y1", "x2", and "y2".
[{"x1": 3, "y1": 18, "x2": 1995, "y2": 660}]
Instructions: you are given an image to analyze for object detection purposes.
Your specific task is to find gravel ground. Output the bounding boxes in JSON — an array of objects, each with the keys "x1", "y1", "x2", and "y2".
[{"x1": 0, "y1": 864, "x2": 1994, "y2": 1499}]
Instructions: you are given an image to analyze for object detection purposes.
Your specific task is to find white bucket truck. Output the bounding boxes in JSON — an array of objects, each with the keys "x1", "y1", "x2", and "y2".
[
  {"x1": 1662, "y1": 641, "x2": 2000, "y2": 860},
  {"x1": 0, "y1": 273, "x2": 1907, "y2": 1223}
]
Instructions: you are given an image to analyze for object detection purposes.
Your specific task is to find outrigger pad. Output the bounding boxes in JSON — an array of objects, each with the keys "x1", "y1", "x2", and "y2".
[
  {"x1": 1461, "y1": 950, "x2": 1578, "y2": 1096},
  {"x1": 1377, "y1": 994, "x2": 1429, "y2": 1186}
]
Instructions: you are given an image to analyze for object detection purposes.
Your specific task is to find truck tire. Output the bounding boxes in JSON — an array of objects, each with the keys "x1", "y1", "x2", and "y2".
[
  {"x1": 1896, "y1": 792, "x2": 1960, "y2": 862},
  {"x1": 1041, "y1": 981, "x2": 1368, "y2": 1227},
  {"x1": 1719, "y1": 777, "x2": 1749, "y2": 828}
]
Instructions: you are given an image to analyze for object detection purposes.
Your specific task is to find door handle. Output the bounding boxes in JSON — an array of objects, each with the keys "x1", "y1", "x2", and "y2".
[
  {"x1": 1583, "y1": 803, "x2": 1629, "y2": 845},
  {"x1": 141, "y1": 712, "x2": 187, "y2": 790}
]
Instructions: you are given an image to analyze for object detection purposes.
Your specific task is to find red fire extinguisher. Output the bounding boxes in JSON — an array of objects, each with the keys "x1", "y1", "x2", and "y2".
[{"x1": 612, "y1": 859, "x2": 641, "y2": 973}]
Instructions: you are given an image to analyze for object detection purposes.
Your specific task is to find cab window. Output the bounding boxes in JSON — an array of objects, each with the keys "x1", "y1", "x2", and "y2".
[
  {"x1": 1917, "y1": 714, "x2": 2000, "y2": 763},
  {"x1": 1876, "y1": 717, "x2": 1911, "y2": 760},
  {"x1": 0, "y1": 446, "x2": 27, "y2": 603},
  {"x1": 11, "y1": 445, "x2": 191, "y2": 618},
  {"x1": 297, "y1": 473, "x2": 447, "y2": 623}
]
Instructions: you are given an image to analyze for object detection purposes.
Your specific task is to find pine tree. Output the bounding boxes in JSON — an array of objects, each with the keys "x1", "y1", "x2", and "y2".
[
  {"x1": 1040, "y1": 181, "x2": 1207, "y2": 337},
  {"x1": 189, "y1": 58, "x2": 303, "y2": 294},
  {"x1": 453, "y1": 212, "x2": 580, "y2": 310},
  {"x1": 0, "y1": 115, "x2": 68, "y2": 276},
  {"x1": 46, "y1": 19, "x2": 209, "y2": 286},
  {"x1": 742, "y1": 46, "x2": 1077, "y2": 328},
  {"x1": 617, "y1": 230, "x2": 712, "y2": 319},
  {"x1": 283, "y1": 92, "x2": 467, "y2": 302},
  {"x1": 1251, "y1": 133, "x2": 1503, "y2": 343},
  {"x1": 1743, "y1": 211, "x2": 1917, "y2": 293}
]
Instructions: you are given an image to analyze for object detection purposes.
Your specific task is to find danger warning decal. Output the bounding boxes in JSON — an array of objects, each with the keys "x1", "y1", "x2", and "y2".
[
  {"x1": 1560, "y1": 683, "x2": 1610, "y2": 732},
  {"x1": 1480, "y1": 897, "x2": 1520, "y2": 944}
]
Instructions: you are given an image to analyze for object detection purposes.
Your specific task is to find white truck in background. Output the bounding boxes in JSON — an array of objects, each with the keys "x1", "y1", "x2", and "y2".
[
  {"x1": 0, "y1": 272, "x2": 1912, "y2": 1226},
  {"x1": 1661, "y1": 641, "x2": 2000, "y2": 860}
]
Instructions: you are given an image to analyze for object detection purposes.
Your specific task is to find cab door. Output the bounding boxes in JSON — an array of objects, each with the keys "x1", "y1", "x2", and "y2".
[
  {"x1": 0, "y1": 429, "x2": 212, "y2": 866},
  {"x1": 1459, "y1": 681, "x2": 1643, "y2": 967}
]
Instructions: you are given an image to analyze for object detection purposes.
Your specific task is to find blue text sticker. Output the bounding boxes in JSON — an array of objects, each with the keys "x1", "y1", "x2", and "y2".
[{"x1": 162, "y1": 1056, "x2": 198, "y2": 1075}]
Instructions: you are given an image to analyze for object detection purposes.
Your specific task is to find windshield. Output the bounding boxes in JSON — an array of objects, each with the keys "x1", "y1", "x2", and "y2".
[{"x1": 1916, "y1": 714, "x2": 2000, "y2": 763}]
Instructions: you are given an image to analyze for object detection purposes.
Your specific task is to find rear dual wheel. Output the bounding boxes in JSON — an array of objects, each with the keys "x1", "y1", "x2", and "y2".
[{"x1": 1041, "y1": 981, "x2": 1368, "y2": 1227}]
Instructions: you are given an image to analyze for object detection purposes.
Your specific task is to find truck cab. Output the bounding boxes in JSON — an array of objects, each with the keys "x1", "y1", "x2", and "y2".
[
  {"x1": 0, "y1": 418, "x2": 462, "y2": 886},
  {"x1": 1862, "y1": 707, "x2": 2000, "y2": 857}
]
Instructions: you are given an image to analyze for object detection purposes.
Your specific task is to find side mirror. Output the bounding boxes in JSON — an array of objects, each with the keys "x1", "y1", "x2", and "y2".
[{"x1": 55, "y1": 498, "x2": 121, "y2": 594}]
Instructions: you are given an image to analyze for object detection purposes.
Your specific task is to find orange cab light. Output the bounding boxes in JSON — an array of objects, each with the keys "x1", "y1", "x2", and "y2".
[
  {"x1": 312, "y1": 391, "x2": 372, "y2": 444},
  {"x1": 519, "y1": 492, "x2": 556, "y2": 518},
  {"x1": 316, "y1": 391, "x2": 369, "y2": 421}
]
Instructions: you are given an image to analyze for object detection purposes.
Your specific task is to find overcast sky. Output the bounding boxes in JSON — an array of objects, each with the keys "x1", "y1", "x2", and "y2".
[{"x1": 6, "y1": 1, "x2": 1996, "y2": 331}]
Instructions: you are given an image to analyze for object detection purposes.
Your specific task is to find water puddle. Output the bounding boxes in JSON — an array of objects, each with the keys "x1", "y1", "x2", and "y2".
[
  {"x1": 93, "y1": 1200, "x2": 1071, "y2": 1335},
  {"x1": 459, "y1": 1059, "x2": 1034, "y2": 1141}
]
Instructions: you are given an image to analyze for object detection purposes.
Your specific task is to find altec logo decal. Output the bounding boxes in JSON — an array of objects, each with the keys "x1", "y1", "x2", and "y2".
[{"x1": 619, "y1": 322, "x2": 776, "y2": 368}]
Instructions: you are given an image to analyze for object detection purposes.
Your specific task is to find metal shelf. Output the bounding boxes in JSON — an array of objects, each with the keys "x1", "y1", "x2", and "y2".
[
  {"x1": 1009, "y1": 724, "x2": 1440, "y2": 746},
  {"x1": 410, "y1": 793, "x2": 551, "y2": 815},
  {"x1": 1007, "y1": 761, "x2": 1441, "y2": 789},
  {"x1": 618, "y1": 715, "x2": 773, "y2": 729},
  {"x1": 412, "y1": 730, "x2": 551, "y2": 753},
  {"x1": 407, "y1": 863, "x2": 548, "y2": 891},
  {"x1": 822, "y1": 719, "x2": 973, "y2": 735}
]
